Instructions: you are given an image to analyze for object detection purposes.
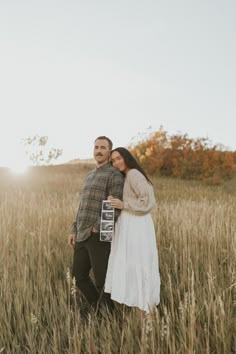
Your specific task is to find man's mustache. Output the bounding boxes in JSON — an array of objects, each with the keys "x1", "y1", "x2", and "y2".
[{"x1": 96, "y1": 153, "x2": 103, "y2": 156}]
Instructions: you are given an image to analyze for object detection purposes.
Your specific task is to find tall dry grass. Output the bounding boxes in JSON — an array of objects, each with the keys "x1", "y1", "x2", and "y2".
[{"x1": 0, "y1": 165, "x2": 235, "y2": 353}]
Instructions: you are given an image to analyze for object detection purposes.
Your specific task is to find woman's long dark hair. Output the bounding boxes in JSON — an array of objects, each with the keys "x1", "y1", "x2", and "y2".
[{"x1": 111, "y1": 147, "x2": 152, "y2": 184}]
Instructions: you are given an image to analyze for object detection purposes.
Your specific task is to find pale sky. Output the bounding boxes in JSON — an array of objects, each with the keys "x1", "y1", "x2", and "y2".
[{"x1": 0, "y1": 0, "x2": 235, "y2": 169}]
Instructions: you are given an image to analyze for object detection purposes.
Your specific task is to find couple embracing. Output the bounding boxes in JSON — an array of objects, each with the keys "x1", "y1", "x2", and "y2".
[{"x1": 68, "y1": 136, "x2": 160, "y2": 316}]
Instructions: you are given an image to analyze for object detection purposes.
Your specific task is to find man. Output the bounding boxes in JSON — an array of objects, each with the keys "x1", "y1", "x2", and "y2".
[{"x1": 68, "y1": 136, "x2": 124, "y2": 312}]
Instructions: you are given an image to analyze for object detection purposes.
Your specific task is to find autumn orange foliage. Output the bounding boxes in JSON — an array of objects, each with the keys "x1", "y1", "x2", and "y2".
[{"x1": 129, "y1": 128, "x2": 235, "y2": 184}]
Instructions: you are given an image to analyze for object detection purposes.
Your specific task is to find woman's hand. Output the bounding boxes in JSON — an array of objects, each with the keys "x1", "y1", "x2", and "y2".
[{"x1": 109, "y1": 198, "x2": 124, "y2": 210}]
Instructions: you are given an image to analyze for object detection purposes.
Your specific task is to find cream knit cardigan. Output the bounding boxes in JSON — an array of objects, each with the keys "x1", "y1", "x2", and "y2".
[{"x1": 123, "y1": 169, "x2": 156, "y2": 215}]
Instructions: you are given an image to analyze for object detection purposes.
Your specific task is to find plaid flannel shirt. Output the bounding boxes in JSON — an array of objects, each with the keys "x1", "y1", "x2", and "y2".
[{"x1": 71, "y1": 162, "x2": 124, "y2": 242}]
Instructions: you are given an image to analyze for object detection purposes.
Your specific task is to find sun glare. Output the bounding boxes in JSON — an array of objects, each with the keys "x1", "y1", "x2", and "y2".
[
  {"x1": 5, "y1": 144, "x2": 31, "y2": 175},
  {"x1": 10, "y1": 162, "x2": 29, "y2": 175}
]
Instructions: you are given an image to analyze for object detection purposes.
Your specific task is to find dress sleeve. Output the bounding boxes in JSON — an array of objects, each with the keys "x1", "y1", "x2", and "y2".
[{"x1": 123, "y1": 172, "x2": 156, "y2": 215}]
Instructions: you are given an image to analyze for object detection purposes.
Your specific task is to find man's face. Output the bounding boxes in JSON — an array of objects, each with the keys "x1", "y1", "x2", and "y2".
[{"x1": 93, "y1": 139, "x2": 111, "y2": 166}]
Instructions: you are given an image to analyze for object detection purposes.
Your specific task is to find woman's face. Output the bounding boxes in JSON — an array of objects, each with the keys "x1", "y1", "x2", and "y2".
[{"x1": 111, "y1": 151, "x2": 129, "y2": 173}]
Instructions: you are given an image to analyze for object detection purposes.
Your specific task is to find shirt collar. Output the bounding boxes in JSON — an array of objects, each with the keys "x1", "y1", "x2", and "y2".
[{"x1": 96, "y1": 162, "x2": 111, "y2": 170}]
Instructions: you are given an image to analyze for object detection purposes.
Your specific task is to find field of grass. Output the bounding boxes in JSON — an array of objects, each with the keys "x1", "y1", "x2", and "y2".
[{"x1": 0, "y1": 164, "x2": 235, "y2": 353}]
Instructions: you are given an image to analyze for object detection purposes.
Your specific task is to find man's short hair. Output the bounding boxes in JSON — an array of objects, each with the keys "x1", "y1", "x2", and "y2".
[{"x1": 94, "y1": 136, "x2": 113, "y2": 150}]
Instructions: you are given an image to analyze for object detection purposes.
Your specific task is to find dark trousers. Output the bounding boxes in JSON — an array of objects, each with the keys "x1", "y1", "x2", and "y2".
[{"x1": 72, "y1": 231, "x2": 113, "y2": 311}]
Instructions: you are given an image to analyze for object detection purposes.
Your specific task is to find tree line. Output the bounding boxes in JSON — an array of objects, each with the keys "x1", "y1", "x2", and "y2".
[{"x1": 129, "y1": 128, "x2": 236, "y2": 185}]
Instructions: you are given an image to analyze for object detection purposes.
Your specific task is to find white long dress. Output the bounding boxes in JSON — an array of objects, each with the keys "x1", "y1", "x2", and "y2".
[{"x1": 105, "y1": 169, "x2": 160, "y2": 312}]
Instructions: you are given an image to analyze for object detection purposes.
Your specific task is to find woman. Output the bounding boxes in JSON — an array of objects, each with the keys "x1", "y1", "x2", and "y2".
[{"x1": 105, "y1": 147, "x2": 160, "y2": 313}]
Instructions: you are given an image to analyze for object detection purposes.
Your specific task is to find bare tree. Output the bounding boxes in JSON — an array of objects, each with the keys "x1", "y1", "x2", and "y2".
[{"x1": 22, "y1": 135, "x2": 63, "y2": 165}]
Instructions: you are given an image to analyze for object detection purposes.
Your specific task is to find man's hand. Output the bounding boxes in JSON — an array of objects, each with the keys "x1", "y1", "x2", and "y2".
[{"x1": 68, "y1": 233, "x2": 76, "y2": 248}]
